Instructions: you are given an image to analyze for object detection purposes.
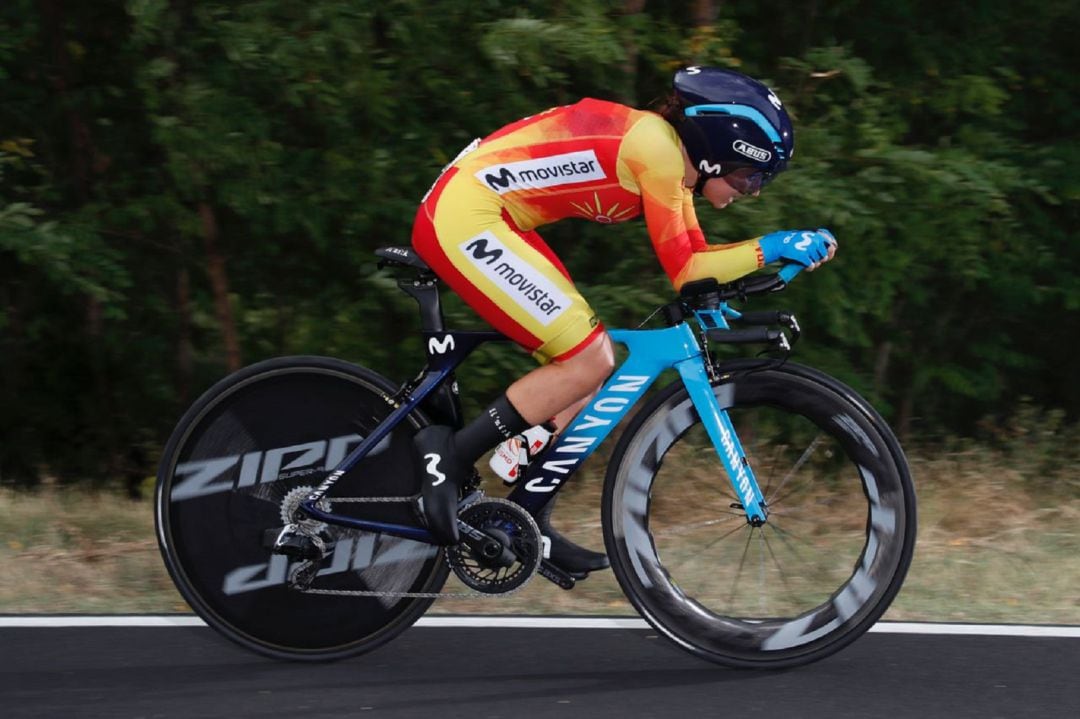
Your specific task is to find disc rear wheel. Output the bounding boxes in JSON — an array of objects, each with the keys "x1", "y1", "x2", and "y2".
[{"x1": 155, "y1": 356, "x2": 447, "y2": 661}]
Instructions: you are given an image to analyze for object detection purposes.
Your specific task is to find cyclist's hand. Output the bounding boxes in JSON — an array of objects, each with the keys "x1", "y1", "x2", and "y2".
[{"x1": 759, "y1": 229, "x2": 837, "y2": 271}]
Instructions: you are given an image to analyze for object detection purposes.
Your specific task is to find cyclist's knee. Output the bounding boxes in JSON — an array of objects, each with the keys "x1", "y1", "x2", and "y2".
[{"x1": 557, "y1": 332, "x2": 614, "y2": 387}]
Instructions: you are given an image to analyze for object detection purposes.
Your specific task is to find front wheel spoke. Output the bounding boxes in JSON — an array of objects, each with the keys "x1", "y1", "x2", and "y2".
[
  {"x1": 651, "y1": 513, "x2": 744, "y2": 539},
  {"x1": 761, "y1": 526, "x2": 802, "y2": 595},
  {"x1": 767, "y1": 504, "x2": 836, "y2": 523},
  {"x1": 758, "y1": 441, "x2": 795, "y2": 498},
  {"x1": 765, "y1": 434, "x2": 825, "y2": 506},
  {"x1": 702, "y1": 520, "x2": 754, "y2": 553},
  {"x1": 766, "y1": 509, "x2": 820, "y2": 523},
  {"x1": 768, "y1": 478, "x2": 823, "y2": 510},
  {"x1": 656, "y1": 520, "x2": 754, "y2": 583},
  {"x1": 727, "y1": 526, "x2": 757, "y2": 608},
  {"x1": 763, "y1": 524, "x2": 811, "y2": 566},
  {"x1": 765, "y1": 520, "x2": 813, "y2": 546}
]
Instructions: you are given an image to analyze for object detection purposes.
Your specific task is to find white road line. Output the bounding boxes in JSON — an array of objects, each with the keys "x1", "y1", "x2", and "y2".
[
  {"x1": 0, "y1": 615, "x2": 1078, "y2": 637},
  {"x1": 866, "y1": 622, "x2": 1080, "y2": 638},
  {"x1": 0, "y1": 616, "x2": 207, "y2": 628}
]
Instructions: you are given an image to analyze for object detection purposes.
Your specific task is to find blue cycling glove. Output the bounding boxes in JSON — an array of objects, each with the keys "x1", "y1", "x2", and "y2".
[{"x1": 759, "y1": 229, "x2": 836, "y2": 267}]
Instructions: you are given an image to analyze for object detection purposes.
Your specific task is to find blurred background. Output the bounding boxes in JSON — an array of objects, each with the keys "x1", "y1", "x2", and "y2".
[{"x1": 0, "y1": 1, "x2": 1077, "y2": 619}]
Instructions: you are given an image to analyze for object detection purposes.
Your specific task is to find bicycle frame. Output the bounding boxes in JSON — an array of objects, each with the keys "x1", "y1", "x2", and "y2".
[
  {"x1": 507, "y1": 321, "x2": 767, "y2": 523},
  {"x1": 300, "y1": 313, "x2": 771, "y2": 542}
]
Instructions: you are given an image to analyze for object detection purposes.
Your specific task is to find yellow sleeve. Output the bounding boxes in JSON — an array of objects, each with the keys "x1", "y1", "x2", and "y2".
[{"x1": 619, "y1": 114, "x2": 765, "y2": 289}]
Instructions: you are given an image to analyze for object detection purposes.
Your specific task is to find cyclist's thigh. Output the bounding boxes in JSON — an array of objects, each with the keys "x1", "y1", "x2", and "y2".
[{"x1": 412, "y1": 172, "x2": 602, "y2": 363}]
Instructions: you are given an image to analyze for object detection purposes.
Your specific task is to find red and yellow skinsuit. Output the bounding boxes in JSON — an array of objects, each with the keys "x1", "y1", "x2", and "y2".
[{"x1": 411, "y1": 98, "x2": 765, "y2": 361}]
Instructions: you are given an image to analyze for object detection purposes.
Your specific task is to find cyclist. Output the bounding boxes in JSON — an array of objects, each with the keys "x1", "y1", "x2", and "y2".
[{"x1": 410, "y1": 66, "x2": 836, "y2": 576}]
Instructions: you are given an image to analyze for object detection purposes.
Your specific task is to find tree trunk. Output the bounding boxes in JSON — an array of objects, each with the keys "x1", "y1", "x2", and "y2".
[
  {"x1": 198, "y1": 202, "x2": 242, "y2": 372},
  {"x1": 693, "y1": 0, "x2": 718, "y2": 27},
  {"x1": 873, "y1": 339, "x2": 892, "y2": 395},
  {"x1": 40, "y1": 0, "x2": 123, "y2": 478},
  {"x1": 620, "y1": 0, "x2": 648, "y2": 103},
  {"x1": 39, "y1": 0, "x2": 95, "y2": 201}
]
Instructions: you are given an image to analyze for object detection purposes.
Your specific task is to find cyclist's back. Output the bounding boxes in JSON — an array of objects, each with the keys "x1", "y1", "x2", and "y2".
[{"x1": 452, "y1": 98, "x2": 676, "y2": 231}]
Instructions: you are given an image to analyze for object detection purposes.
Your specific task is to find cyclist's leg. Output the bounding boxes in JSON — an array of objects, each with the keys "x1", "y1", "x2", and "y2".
[
  {"x1": 411, "y1": 172, "x2": 610, "y2": 551},
  {"x1": 503, "y1": 216, "x2": 613, "y2": 427}
]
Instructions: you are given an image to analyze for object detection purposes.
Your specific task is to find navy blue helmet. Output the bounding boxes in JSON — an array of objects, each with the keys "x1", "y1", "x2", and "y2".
[{"x1": 672, "y1": 66, "x2": 795, "y2": 195}]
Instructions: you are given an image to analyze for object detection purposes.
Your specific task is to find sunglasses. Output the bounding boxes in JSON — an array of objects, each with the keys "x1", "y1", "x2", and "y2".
[{"x1": 718, "y1": 166, "x2": 772, "y2": 195}]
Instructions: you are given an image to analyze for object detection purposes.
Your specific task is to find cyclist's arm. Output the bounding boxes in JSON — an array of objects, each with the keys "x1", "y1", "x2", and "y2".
[
  {"x1": 678, "y1": 191, "x2": 766, "y2": 281},
  {"x1": 619, "y1": 115, "x2": 764, "y2": 290}
]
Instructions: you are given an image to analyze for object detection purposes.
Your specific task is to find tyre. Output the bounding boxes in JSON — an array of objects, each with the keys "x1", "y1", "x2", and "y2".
[
  {"x1": 155, "y1": 356, "x2": 448, "y2": 661},
  {"x1": 603, "y1": 360, "x2": 916, "y2": 668}
]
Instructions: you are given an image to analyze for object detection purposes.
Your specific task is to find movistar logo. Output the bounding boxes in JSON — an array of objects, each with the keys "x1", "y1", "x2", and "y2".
[
  {"x1": 698, "y1": 160, "x2": 723, "y2": 176},
  {"x1": 475, "y1": 150, "x2": 606, "y2": 195},
  {"x1": 483, "y1": 167, "x2": 516, "y2": 192},
  {"x1": 465, "y1": 237, "x2": 503, "y2": 265},
  {"x1": 424, "y1": 453, "x2": 446, "y2": 486},
  {"x1": 459, "y1": 231, "x2": 571, "y2": 326},
  {"x1": 427, "y1": 335, "x2": 456, "y2": 355}
]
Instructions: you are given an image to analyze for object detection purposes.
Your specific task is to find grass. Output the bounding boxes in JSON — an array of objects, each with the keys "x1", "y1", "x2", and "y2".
[{"x1": 1, "y1": 444, "x2": 1078, "y2": 623}]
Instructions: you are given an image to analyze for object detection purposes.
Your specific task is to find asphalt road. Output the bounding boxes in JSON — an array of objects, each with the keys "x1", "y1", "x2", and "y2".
[{"x1": 2, "y1": 624, "x2": 1078, "y2": 718}]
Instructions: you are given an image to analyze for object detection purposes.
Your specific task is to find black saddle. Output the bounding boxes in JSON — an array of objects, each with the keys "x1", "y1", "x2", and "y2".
[{"x1": 375, "y1": 246, "x2": 431, "y2": 273}]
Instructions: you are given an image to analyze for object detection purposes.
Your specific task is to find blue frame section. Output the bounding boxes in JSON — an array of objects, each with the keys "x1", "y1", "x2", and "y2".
[
  {"x1": 296, "y1": 292, "x2": 797, "y2": 542},
  {"x1": 507, "y1": 322, "x2": 768, "y2": 523}
]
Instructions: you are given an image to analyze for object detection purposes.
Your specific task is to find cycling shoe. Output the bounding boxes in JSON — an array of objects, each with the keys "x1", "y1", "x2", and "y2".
[
  {"x1": 537, "y1": 500, "x2": 609, "y2": 578},
  {"x1": 414, "y1": 425, "x2": 471, "y2": 545}
]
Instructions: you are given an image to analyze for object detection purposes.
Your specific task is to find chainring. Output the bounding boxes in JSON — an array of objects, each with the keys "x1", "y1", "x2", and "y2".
[{"x1": 446, "y1": 498, "x2": 542, "y2": 594}]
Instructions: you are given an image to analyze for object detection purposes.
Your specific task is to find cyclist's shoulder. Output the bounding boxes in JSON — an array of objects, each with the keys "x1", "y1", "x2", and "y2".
[
  {"x1": 619, "y1": 110, "x2": 683, "y2": 172},
  {"x1": 566, "y1": 98, "x2": 659, "y2": 135}
]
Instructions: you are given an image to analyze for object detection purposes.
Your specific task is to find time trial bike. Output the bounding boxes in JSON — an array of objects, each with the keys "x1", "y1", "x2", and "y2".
[{"x1": 155, "y1": 245, "x2": 916, "y2": 669}]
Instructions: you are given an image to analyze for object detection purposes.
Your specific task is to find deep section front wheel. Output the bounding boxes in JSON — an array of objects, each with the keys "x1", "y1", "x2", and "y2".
[
  {"x1": 155, "y1": 356, "x2": 447, "y2": 661},
  {"x1": 603, "y1": 361, "x2": 916, "y2": 668}
]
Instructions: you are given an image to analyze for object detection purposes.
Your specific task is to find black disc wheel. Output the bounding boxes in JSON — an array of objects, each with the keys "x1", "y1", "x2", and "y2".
[
  {"x1": 155, "y1": 356, "x2": 448, "y2": 661},
  {"x1": 603, "y1": 361, "x2": 916, "y2": 668}
]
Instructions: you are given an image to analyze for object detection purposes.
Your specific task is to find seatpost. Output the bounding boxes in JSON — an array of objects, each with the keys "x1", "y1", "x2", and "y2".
[{"x1": 398, "y1": 274, "x2": 445, "y2": 332}]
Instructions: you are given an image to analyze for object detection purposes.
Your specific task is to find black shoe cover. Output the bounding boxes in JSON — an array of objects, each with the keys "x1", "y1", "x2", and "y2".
[
  {"x1": 414, "y1": 425, "x2": 469, "y2": 545},
  {"x1": 537, "y1": 502, "x2": 609, "y2": 578}
]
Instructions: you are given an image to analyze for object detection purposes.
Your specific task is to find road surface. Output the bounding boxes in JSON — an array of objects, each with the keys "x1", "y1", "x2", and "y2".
[{"x1": 1, "y1": 618, "x2": 1077, "y2": 718}]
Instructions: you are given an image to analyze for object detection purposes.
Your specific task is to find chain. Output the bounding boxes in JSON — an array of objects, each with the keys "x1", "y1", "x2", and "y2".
[
  {"x1": 327, "y1": 496, "x2": 416, "y2": 504},
  {"x1": 297, "y1": 554, "x2": 537, "y2": 600},
  {"x1": 301, "y1": 586, "x2": 516, "y2": 599},
  {"x1": 297, "y1": 497, "x2": 540, "y2": 600}
]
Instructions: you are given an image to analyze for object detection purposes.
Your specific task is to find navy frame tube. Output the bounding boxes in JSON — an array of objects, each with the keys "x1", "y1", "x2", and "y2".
[{"x1": 298, "y1": 330, "x2": 505, "y2": 543}]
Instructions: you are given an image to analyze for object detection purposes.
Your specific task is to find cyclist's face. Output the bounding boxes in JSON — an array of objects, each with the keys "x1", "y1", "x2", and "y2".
[{"x1": 701, "y1": 176, "x2": 748, "y2": 209}]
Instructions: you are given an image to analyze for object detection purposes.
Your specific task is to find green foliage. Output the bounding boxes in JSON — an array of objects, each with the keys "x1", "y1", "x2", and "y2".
[
  {"x1": 0, "y1": 0, "x2": 1077, "y2": 486},
  {"x1": 480, "y1": 5, "x2": 627, "y2": 91}
]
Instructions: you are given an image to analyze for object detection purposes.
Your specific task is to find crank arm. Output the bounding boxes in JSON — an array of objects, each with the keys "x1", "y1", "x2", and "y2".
[{"x1": 537, "y1": 559, "x2": 576, "y2": 590}]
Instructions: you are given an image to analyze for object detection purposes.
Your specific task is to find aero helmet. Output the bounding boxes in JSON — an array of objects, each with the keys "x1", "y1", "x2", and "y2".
[{"x1": 672, "y1": 66, "x2": 794, "y2": 195}]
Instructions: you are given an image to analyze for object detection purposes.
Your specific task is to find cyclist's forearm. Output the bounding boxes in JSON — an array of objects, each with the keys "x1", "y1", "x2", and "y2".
[{"x1": 673, "y1": 239, "x2": 766, "y2": 288}]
